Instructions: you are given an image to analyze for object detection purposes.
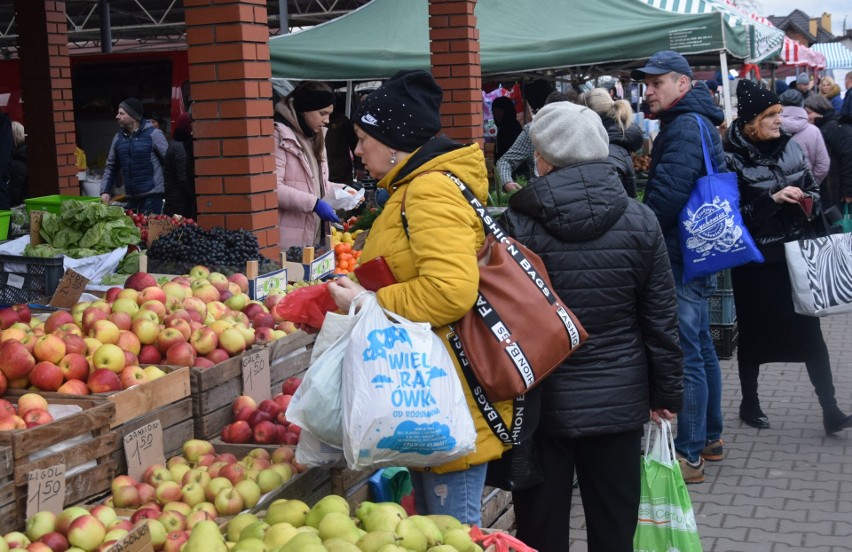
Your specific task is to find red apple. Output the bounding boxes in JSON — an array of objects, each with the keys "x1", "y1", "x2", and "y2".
[
  {"x1": 57, "y1": 379, "x2": 89, "y2": 395},
  {"x1": 138, "y1": 344, "x2": 163, "y2": 364},
  {"x1": 59, "y1": 353, "x2": 89, "y2": 381},
  {"x1": 124, "y1": 272, "x2": 158, "y2": 292},
  {"x1": 220, "y1": 421, "x2": 252, "y2": 444},
  {"x1": 218, "y1": 463, "x2": 247, "y2": 485},
  {"x1": 129, "y1": 507, "x2": 160, "y2": 525},
  {"x1": 82, "y1": 306, "x2": 109, "y2": 334},
  {"x1": 119, "y1": 366, "x2": 149, "y2": 389},
  {"x1": 246, "y1": 409, "x2": 272, "y2": 429},
  {"x1": 30, "y1": 361, "x2": 64, "y2": 391},
  {"x1": 105, "y1": 287, "x2": 123, "y2": 302},
  {"x1": 234, "y1": 406, "x2": 256, "y2": 423},
  {"x1": 23, "y1": 408, "x2": 54, "y2": 428},
  {"x1": 204, "y1": 349, "x2": 229, "y2": 364},
  {"x1": 87, "y1": 368, "x2": 122, "y2": 393},
  {"x1": 231, "y1": 395, "x2": 257, "y2": 415},
  {"x1": 156, "y1": 328, "x2": 187, "y2": 355},
  {"x1": 44, "y1": 310, "x2": 74, "y2": 334},
  {"x1": 0, "y1": 340, "x2": 36, "y2": 379},
  {"x1": 257, "y1": 399, "x2": 281, "y2": 418},
  {"x1": 165, "y1": 342, "x2": 196, "y2": 367},
  {"x1": 165, "y1": 318, "x2": 192, "y2": 341},
  {"x1": 0, "y1": 307, "x2": 19, "y2": 329},
  {"x1": 37, "y1": 531, "x2": 69, "y2": 552},
  {"x1": 252, "y1": 420, "x2": 278, "y2": 445},
  {"x1": 281, "y1": 377, "x2": 302, "y2": 396}
]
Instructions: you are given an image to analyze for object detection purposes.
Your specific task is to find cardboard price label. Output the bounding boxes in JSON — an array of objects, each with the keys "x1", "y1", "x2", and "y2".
[
  {"x1": 241, "y1": 348, "x2": 272, "y2": 402},
  {"x1": 27, "y1": 464, "x2": 65, "y2": 518},
  {"x1": 30, "y1": 210, "x2": 45, "y2": 246},
  {"x1": 123, "y1": 420, "x2": 166, "y2": 480},
  {"x1": 146, "y1": 218, "x2": 176, "y2": 247},
  {"x1": 110, "y1": 520, "x2": 154, "y2": 552},
  {"x1": 49, "y1": 268, "x2": 90, "y2": 308}
]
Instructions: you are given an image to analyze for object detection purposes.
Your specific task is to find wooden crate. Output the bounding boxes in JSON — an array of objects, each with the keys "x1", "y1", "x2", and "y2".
[
  {"x1": 190, "y1": 332, "x2": 315, "y2": 440},
  {"x1": 0, "y1": 447, "x2": 16, "y2": 534},
  {"x1": 481, "y1": 486, "x2": 515, "y2": 532},
  {"x1": 108, "y1": 398, "x2": 195, "y2": 476},
  {"x1": 208, "y1": 438, "x2": 294, "y2": 459},
  {"x1": 0, "y1": 396, "x2": 117, "y2": 527},
  {"x1": 90, "y1": 366, "x2": 191, "y2": 428}
]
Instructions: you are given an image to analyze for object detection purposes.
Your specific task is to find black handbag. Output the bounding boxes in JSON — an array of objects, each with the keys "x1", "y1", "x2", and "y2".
[{"x1": 483, "y1": 386, "x2": 544, "y2": 491}]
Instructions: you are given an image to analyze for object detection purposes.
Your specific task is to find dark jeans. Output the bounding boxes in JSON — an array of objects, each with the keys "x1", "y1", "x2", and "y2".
[
  {"x1": 513, "y1": 428, "x2": 643, "y2": 552},
  {"x1": 128, "y1": 193, "x2": 164, "y2": 215}
]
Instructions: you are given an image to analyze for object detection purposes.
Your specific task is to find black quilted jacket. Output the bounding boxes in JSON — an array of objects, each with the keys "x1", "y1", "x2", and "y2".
[
  {"x1": 725, "y1": 121, "x2": 818, "y2": 263},
  {"x1": 501, "y1": 160, "x2": 683, "y2": 438}
]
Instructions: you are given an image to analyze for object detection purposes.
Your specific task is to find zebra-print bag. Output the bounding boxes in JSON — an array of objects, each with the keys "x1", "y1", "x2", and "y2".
[{"x1": 785, "y1": 233, "x2": 852, "y2": 317}]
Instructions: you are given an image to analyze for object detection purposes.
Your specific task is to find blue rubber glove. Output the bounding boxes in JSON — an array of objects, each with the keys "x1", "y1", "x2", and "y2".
[{"x1": 313, "y1": 199, "x2": 341, "y2": 223}]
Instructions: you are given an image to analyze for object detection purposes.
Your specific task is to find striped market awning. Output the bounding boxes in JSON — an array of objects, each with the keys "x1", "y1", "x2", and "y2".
[
  {"x1": 810, "y1": 42, "x2": 852, "y2": 70},
  {"x1": 783, "y1": 38, "x2": 826, "y2": 68},
  {"x1": 638, "y1": 0, "x2": 784, "y2": 63}
]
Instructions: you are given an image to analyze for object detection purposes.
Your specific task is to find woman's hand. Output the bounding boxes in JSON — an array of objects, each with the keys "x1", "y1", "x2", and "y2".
[
  {"x1": 650, "y1": 408, "x2": 675, "y2": 425},
  {"x1": 772, "y1": 186, "x2": 804, "y2": 204},
  {"x1": 327, "y1": 276, "x2": 368, "y2": 312}
]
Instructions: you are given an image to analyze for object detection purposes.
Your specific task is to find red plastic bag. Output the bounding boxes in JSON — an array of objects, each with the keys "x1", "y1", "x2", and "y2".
[
  {"x1": 469, "y1": 526, "x2": 538, "y2": 552},
  {"x1": 273, "y1": 283, "x2": 339, "y2": 329}
]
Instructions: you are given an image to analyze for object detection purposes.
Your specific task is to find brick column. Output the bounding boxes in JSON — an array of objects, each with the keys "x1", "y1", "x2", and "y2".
[
  {"x1": 14, "y1": 0, "x2": 78, "y2": 196},
  {"x1": 184, "y1": 0, "x2": 279, "y2": 258},
  {"x1": 429, "y1": 0, "x2": 483, "y2": 146}
]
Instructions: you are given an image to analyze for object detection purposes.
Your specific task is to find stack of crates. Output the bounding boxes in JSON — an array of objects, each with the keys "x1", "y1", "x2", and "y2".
[{"x1": 709, "y1": 269, "x2": 738, "y2": 359}]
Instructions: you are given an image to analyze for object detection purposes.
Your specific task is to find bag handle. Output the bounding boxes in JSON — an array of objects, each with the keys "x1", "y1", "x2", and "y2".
[
  {"x1": 644, "y1": 419, "x2": 676, "y2": 467},
  {"x1": 692, "y1": 113, "x2": 719, "y2": 176}
]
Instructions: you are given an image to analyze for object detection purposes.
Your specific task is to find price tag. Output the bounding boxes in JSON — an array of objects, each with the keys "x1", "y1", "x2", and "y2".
[
  {"x1": 241, "y1": 348, "x2": 271, "y2": 402},
  {"x1": 309, "y1": 249, "x2": 336, "y2": 280},
  {"x1": 26, "y1": 464, "x2": 65, "y2": 518},
  {"x1": 49, "y1": 268, "x2": 90, "y2": 308},
  {"x1": 7, "y1": 273, "x2": 24, "y2": 289},
  {"x1": 30, "y1": 210, "x2": 45, "y2": 246},
  {"x1": 146, "y1": 218, "x2": 175, "y2": 247},
  {"x1": 109, "y1": 520, "x2": 154, "y2": 552},
  {"x1": 123, "y1": 420, "x2": 165, "y2": 481},
  {"x1": 249, "y1": 267, "x2": 288, "y2": 302}
]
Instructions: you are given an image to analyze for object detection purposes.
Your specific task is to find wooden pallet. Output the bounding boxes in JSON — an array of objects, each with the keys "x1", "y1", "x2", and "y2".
[
  {"x1": 0, "y1": 447, "x2": 15, "y2": 534},
  {"x1": 91, "y1": 366, "x2": 191, "y2": 428},
  {"x1": 481, "y1": 486, "x2": 515, "y2": 532},
  {"x1": 0, "y1": 396, "x2": 117, "y2": 528},
  {"x1": 190, "y1": 332, "x2": 315, "y2": 440}
]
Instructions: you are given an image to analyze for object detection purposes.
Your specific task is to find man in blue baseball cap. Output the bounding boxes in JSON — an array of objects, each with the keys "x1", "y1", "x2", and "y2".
[{"x1": 633, "y1": 50, "x2": 727, "y2": 485}]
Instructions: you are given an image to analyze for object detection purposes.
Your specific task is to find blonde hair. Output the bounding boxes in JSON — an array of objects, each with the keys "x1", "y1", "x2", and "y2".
[
  {"x1": 820, "y1": 76, "x2": 836, "y2": 89},
  {"x1": 582, "y1": 87, "x2": 634, "y2": 132},
  {"x1": 10, "y1": 121, "x2": 24, "y2": 148}
]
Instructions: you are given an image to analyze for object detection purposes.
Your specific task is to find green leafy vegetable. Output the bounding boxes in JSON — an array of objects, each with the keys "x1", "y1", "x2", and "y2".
[{"x1": 35, "y1": 200, "x2": 140, "y2": 256}]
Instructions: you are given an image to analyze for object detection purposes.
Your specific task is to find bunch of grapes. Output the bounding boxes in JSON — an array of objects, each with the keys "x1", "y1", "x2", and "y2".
[
  {"x1": 148, "y1": 226, "x2": 261, "y2": 267},
  {"x1": 285, "y1": 246, "x2": 303, "y2": 262}
]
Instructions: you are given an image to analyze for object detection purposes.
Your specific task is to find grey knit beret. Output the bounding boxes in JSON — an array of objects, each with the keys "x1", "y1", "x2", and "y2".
[{"x1": 530, "y1": 102, "x2": 609, "y2": 168}]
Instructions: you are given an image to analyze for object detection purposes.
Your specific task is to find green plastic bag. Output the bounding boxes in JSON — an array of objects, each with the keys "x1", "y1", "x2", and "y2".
[
  {"x1": 839, "y1": 204, "x2": 852, "y2": 234},
  {"x1": 634, "y1": 420, "x2": 703, "y2": 552}
]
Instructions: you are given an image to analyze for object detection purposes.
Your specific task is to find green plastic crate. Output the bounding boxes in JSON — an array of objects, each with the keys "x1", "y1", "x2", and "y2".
[
  {"x1": 24, "y1": 195, "x2": 101, "y2": 215},
  {"x1": 0, "y1": 210, "x2": 10, "y2": 241}
]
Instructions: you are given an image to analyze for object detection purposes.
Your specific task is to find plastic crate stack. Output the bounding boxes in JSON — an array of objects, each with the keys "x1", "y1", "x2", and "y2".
[{"x1": 709, "y1": 269, "x2": 738, "y2": 359}]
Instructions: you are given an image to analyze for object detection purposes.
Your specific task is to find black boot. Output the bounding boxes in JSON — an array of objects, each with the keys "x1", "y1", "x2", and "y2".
[
  {"x1": 739, "y1": 400, "x2": 770, "y2": 429},
  {"x1": 823, "y1": 406, "x2": 852, "y2": 435}
]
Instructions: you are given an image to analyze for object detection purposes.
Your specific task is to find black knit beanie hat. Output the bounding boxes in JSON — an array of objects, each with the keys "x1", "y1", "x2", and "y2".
[
  {"x1": 736, "y1": 80, "x2": 780, "y2": 125},
  {"x1": 120, "y1": 98, "x2": 144, "y2": 122},
  {"x1": 355, "y1": 70, "x2": 443, "y2": 152}
]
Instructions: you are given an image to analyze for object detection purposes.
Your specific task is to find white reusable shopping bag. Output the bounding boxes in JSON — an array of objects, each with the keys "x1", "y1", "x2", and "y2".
[
  {"x1": 785, "y1": 233, "x2": 852, "y2": 317},
  {"x1": 341, "y1": 293, "x2": 476, "y2": 470}
]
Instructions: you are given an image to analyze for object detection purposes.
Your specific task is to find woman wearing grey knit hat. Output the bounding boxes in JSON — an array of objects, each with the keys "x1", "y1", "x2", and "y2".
[
  {"x1": 725, "y1": 79, "x2": 852, "y2": 434},
  {"x1": 779, "y1": 88, "x2": 830, "y2": 186},
  {"x1": 501, "y1": 101, "x2": 682, "y2": 552}
]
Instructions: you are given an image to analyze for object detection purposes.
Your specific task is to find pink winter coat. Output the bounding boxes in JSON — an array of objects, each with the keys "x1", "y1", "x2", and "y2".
[
  {"x1": 274, "y1": 117, "x2": 331, "y2": 251},
  {"x1": 781, "y1": 105, "x2": 830, "y2": 185}
]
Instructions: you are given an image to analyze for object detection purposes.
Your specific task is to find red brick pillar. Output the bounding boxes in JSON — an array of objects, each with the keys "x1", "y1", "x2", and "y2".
[
  {"x1": 429, "y1": 0, "x2": 483, "y2": 146},
  {"x1": 184, "y1": 0, "x2": 279, "y2": 258},
  {"x1": 14, "y1": 0, "x2": 78, "y2": 196}
]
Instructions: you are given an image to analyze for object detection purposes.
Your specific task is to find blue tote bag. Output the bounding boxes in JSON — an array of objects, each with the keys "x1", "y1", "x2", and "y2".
[{"x1": 678, "y1": 115, "x2": 763, "y2": 282}]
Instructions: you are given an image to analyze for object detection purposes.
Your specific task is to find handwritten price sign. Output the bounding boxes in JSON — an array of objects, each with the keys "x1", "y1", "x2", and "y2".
[
  {"x1": 27, "y1": 464, "x2": 66, "y2": 518},
  {"x1": 241, "y1": 348, "x2": 271, "y2": 402},
  {"x1": 110, "y1": 519, "x2": 154, "y2": 552},
  {"x1": 124, "y1": 420, "x2": 165, "y2": 480}
]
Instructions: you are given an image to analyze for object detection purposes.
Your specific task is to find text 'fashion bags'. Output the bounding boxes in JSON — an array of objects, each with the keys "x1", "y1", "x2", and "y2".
[
  {"x1": 785, "y1": 233, "x2": 852, "y2": 317},
  {"x1": 678, "y1": 114, "x2": 763, "y2": 283},
  {"x1": 401, "y1": 173, "x2": 587, "y2": 403}
]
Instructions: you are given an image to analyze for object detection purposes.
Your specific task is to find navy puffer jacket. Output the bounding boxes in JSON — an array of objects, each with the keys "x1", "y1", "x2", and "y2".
[
  {"x1": 101, "y1": 120, "x2": 167, "y2": 198},
  {"x1": 643, "y1": 83, "x2": 726, "y2": 264},
  {"x1": 502, "y1": 161, "x2": 683, "y2": 438}
]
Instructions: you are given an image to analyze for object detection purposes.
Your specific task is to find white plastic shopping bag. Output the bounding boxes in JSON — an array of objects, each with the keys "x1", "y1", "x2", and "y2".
[
  {"x1": 286, "y1": 296, "x2": 368, "y2": 447},
  {"x1": 295, "y1": 426, "x2": 345, "y2": 467},
  {"x1": 342, "y1": 293, "x2": 476, "y2": 470}
]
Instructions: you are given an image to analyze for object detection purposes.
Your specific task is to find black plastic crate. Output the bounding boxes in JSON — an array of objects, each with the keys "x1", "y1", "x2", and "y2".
[
  {"x1": 0, "y1": 254, "x2": 64, "y2": 304},
  {"x1": 715, "y1": 269, "x2": 733, "y2": 292},
  {"x1": 708, "y1": 291, "x2": 736, "y2": 325},
  {"x1": 711, "y1": 323, "x2": 738, "y2": 360}
]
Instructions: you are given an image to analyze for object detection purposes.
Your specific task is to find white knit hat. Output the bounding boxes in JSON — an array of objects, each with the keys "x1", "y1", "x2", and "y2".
[{"x1": 530, "y1": 102, "x2": 609, "y2": 168}]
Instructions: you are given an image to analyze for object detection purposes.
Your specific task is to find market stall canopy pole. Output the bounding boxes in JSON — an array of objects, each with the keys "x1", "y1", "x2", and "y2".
[{"x1": 268, "y1": 0, "x2": 755, "y2": 80}]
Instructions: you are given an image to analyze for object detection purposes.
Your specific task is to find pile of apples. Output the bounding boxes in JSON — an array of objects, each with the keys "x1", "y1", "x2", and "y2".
[
  {"x1": 218, "y1": 495, "x2": 483, "y2": 552},
  {"x1": 220, "y1": 378, "x2": 302, "y2": 446},
  {"x1": 104, "y1": 439, "x2": 301, "y2": 522},
  {"x1": 0, "y1": 265, "x2": 300, "y2": 396},
  {"x1": 0, "y1": 393, "x2": 57, "y2": 430}
]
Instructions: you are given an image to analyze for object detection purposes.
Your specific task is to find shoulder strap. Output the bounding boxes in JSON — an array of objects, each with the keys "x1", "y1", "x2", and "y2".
[{"x1": 692, "y1": 114, "x2": 718, "y2": 176}]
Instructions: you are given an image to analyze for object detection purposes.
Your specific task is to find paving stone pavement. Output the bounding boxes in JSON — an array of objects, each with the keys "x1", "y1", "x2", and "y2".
[{"x1": 566, "y1": 313, "x2": 852, "y2": 551}]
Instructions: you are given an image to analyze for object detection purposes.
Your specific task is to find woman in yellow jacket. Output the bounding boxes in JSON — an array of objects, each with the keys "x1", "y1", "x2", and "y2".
[{"x1": 328, "y1": 70, "x2": 513, "y2": 524}]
